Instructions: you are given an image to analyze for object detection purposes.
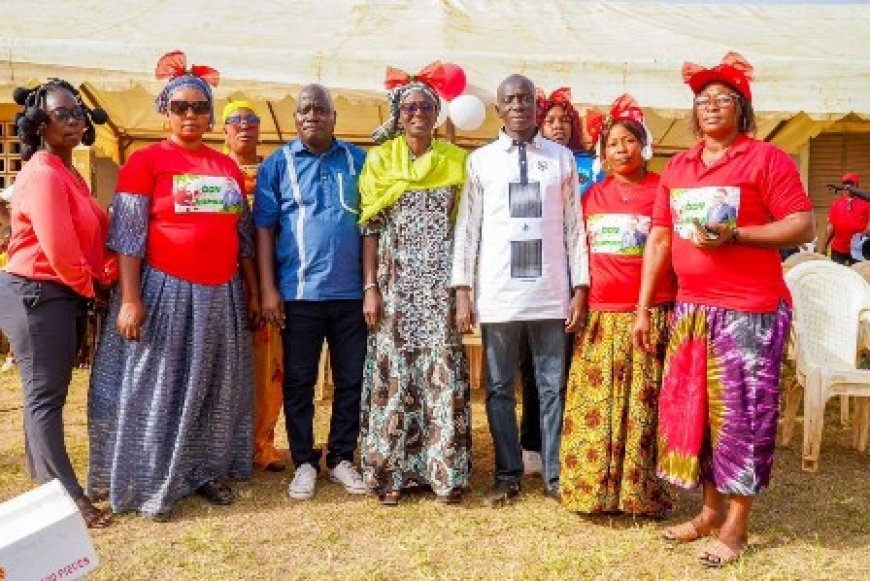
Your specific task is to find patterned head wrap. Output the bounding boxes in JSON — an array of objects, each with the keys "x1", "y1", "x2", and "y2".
[
  {"x1": 154, "y1": 50, "x2": 220, "y2": 124},
  {"x1": 372, "y1": 81, "x2": 440, "y2": 145},
  {"x1": 535, "y1": 87, "x2": 584, "y2": 152}
]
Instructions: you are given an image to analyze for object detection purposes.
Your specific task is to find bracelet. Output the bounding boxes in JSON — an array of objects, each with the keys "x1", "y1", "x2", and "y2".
[
  {"x1": 729, "y1": 227, "x2": 740, "y2": 244},
  {"x1": 635, "y1": 305, "x2": 655, "y2": 315},
  {"x1": 363, "y1": 283, "x2": 378, "y2": 293}
]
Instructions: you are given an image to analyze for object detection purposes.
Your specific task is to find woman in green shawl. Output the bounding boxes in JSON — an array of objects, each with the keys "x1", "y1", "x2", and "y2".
[{"x1": 358, "y1": 80, "x2": 471, "y2": 506}]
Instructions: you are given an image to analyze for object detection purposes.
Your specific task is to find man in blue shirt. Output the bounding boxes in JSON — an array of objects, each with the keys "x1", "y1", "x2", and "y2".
[{"x1": 254, "y1": 84, "x2": 367, "y2": 501}]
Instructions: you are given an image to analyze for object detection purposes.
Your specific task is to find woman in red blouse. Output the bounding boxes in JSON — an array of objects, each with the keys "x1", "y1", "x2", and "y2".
[
  {"x1": 560, "y1": 95, "x2": 675, "y2": 517},
  {"x1": 87, "y1": 52, "x2": 257, "y2": 521},
  {"x1": 0, "y1": 79, "x2": 114, "y2": 527},
  {"x1": 632, "y1": 53, "x2": 814, "y2": 567},
  {"x1": 819, "y1": 173, "x2": 868, "y2": 265}
]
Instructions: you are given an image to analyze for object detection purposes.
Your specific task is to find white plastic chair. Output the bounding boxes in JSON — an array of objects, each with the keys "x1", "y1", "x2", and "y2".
[{"x1": 785, "y1": 260, "x2": 870, "y2": 471}]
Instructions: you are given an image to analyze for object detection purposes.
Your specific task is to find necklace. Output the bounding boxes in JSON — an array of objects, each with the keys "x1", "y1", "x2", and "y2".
[
  {"x1": 701, "y1": 144, "x2": 732, "y2": 168},
  {"x1": 613, "y1": 171, "x2": 647, "y2": 203}
]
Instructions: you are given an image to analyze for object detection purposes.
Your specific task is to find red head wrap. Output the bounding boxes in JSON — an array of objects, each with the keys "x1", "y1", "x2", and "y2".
[{"x1": 535, "y1": 87, "x2": 583, "y2": 152}]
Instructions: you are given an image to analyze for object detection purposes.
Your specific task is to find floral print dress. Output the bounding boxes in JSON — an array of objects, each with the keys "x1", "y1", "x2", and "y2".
[{"x1": 359, "y1": 186, "x2": 472, "y2": 496}]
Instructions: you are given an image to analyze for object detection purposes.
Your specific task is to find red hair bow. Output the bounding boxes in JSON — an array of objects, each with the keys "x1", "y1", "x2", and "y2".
[
  {"x1": 585, "y1": 109, "x2": 605, "y2": 146},
  {"x1": 155, "y1": 50, "x2": 220, "y2": 87},
  {"x1": 535, "y1": 87, "x2": 573, "y2": 110},
  {"x1": 609, "y1": 94, "x2": 645, "y2": 126},
  {"x1": 384, "y1": 61, "x2": 465, "y2": 100},
  {"x1": 682, "y1": 51, "x2": 753, "y2": 100}
]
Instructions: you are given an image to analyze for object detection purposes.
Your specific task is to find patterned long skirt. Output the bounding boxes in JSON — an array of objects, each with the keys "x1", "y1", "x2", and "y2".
[
  {"x1": 359, "y1": 187, "x2": 472, "y2": 496},
  {"x1": 87, "y1": 265, "x2": 253, "y2": 516},
  {"x1": 657, "y1": 301, "x2": 791, "y2": 496},
  {"x1": 560, "y1": 307, "x2": 673, "y2": 515}
]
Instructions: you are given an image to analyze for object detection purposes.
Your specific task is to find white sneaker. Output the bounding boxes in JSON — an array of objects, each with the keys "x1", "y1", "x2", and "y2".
[
  {"x1": 1, "y1": 357, "x2": 14, "y2": 373},
  {"x1": 523, "y1": 450, "x2": 543, "y2": 476},
  {"x1": 287, "y1": 463, "x2": 317, "y2": 500},
  {"x1": 329, "y1": 460, "x2": 367, "y2": 495}
]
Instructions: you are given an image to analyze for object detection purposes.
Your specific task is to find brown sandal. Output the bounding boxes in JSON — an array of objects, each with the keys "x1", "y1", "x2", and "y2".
[
  {"x1": 379, "y1": 490, "x2": 400, "y2": 506},
  {"x1": 699, "y1": 539, "x2": 746, "y2": 568},
  {"x1": 75, "y1": 497, "x2": 113, "y2": 529},
  {"x1": 662, "y1": 519, "x2": 719, "y2": 543}
]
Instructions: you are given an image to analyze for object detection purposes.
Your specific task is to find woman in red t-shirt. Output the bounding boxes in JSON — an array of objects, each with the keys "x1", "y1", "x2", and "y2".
[
  {"x1": 0, "y1": 79, "x2": 114, "y2": 528},
  {"x1": 88, "y1": 52, "x2": 257, "y2": 521},
  {"x1": 819, "y1": 173, "x2": 868, "y2": 265},
  {"x1": 560, "y1": 95, "x2": 675, "y2": 517},
  {"x1": 631, "y1": 54, "x2": 814, "y2": 567}
]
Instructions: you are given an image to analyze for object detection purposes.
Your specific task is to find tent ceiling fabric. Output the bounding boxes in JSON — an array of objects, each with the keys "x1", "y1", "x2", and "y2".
[{"x1": 0, "y1": 1, "x2": 867, "y2": 151}]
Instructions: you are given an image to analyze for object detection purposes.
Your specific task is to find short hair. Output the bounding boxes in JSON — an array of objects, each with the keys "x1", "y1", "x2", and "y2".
[{"x1": 13, "y1": 79, "x2": 107, "y2": 161}]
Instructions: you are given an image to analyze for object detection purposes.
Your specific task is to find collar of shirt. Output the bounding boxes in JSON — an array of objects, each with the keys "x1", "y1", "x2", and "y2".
[
  {"x1": 684, "y1": 133, "x2": 752, "y2": 163},
  {"x1": 289, "y1": 137, "x2": 341, "y2": 157},
  {"x1": 496, "y1": 129, "x2": 545, "y2": 151}
]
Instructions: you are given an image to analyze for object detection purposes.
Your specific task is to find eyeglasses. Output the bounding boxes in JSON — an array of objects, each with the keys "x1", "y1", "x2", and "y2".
[
  {"x1": 48, "y1": 107, "x2": 86, "y2": 123},
  {"x1": 693, "y1": 93, "x2": 739, "y2": 109},
  {"x1": 169, "y1": 100, "x2": 211, "y2": 116},
  {"x1": 226, "y1": 115, "x2": 261, "y2": 127},
  {"x1": 400, "y1": 102, "x2": 436, "y2": 115}
]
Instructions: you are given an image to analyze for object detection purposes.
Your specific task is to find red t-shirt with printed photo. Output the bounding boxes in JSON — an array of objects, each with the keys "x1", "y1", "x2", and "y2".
[
  {"x1": 116, "y1": 140, "x2": 246, "y2": 285},
  {"x1": 652, "y1": 134, "x2": 813, "y2": 313},
  {"x1": 583, "y1": 172, "x2": 676, "y2": 311},
  {"x1": 828, "y1": 195, "x2": 870, "y2": 254}
]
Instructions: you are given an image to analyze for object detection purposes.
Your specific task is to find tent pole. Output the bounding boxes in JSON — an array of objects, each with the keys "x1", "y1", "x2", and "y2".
[{"x1": 266, "y1": 102, "x2": 284, "y2": 143}]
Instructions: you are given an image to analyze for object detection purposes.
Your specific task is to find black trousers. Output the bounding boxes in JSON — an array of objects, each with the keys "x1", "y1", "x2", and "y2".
[
  {"x1": 0, "y1": 272, "x2": 86, "y2": 500},
  {"x1": 518, "y1": 327, "x2": 572, "y2": 453},
  {"x1": 831, "y1": 249, "x2": 856, "y2": 266},
  {"x1": 281, "y1": 300, "x2": 366, "y2": 470}
]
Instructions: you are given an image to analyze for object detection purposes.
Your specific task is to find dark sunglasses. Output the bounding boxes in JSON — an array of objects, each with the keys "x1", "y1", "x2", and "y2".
[
  {"x1": 48, "y1": 107, "x2": 87, "y2": 123},
  {"x1": 226, "y1": 114, "x2": 261, "y2": 127},
  {"x1": 169, "y1": 100, "x2": 211, "y2": 116},
  {"x1": 400, "y1": 102, "x2": 436, "y2": 115}
]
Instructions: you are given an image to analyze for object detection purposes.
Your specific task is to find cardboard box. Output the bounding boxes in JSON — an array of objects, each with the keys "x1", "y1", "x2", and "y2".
[{"x1": 0, "y1": 480, "x2": 100, "y2": 581}]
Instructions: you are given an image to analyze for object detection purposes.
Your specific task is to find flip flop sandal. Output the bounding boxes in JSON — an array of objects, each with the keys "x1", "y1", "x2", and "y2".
[
  {"x1": 661, "y1": 520, "x2": 715, "y2": 543},
  {"x1": 698, "y1": 539, "x2": 745, "y2": 568}
]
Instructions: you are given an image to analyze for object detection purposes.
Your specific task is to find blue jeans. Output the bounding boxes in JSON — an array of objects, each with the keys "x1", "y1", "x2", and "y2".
[{"x1": 481, "y1": 320, "x2": 567, "y2": 488}]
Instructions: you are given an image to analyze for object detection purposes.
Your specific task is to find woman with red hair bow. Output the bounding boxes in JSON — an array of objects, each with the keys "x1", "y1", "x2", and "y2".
[
  {"x1": 631, "y1": 53, "x2": 814, "y2": 566},
  {"x1": 559, "y1": 94, "x2": 675, "y2": 517},
  {"x1": 88, "y1": 51, "x2": 256, "y2": 521}
]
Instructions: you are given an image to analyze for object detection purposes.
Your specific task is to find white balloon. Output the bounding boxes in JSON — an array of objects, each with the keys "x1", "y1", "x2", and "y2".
[
  {"x1": 434, "y1": 97, "x2": 449, "y2": 128},
  {"x1": 448, "y1": 94, "x2": 486, "y2": 131}
]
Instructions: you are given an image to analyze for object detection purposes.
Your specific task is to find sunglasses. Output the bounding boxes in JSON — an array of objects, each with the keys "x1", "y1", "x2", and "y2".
[
  {"x1": 226, "y1": 114, "x2": 261, "y2": 127},
  {"x1": 169, "y1": 100, "x2": 211, "y2": 116},
  {"x1": 693, "y1": 93, "x2": 739, "y2": 109},
  {"x1": 48, "y1": 107, "x2": 87, "y2": 123},
  {"x1": 400, "y1": 102, "x2": 436, "y2": 115}
]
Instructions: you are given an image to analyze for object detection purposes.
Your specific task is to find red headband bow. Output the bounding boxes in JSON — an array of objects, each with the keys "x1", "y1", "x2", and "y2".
[
  {"x1": 384, "y1": 61, "x2": 465, "y2": 100},
  {"x1": 608, "y1": 94, "x2": 645, "y2": 126},
  {"x1": 535, "y1": 87, "x2": 573, "y2": 110},
  {"x1": 585, "y1": 110, "x2": 605, "y2": 147},
  {"x1": 682, "y1": 51, "x2": 753, "y2": 101},
  {"x1": 155, "y1": 50, "x2": 220, "y2": 87}
]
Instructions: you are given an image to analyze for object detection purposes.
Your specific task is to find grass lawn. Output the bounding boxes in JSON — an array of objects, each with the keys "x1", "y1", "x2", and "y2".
[{"x1": 1, "y1": 369, "x2": 869, "y2": 580}]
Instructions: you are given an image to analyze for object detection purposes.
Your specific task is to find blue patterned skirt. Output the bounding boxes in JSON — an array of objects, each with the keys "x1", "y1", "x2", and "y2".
[{"x1": 87, "y1": 265, "x2": 253, "y2": 516}]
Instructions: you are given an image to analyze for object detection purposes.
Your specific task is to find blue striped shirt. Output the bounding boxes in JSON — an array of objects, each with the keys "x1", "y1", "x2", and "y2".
[{"x1": 253, "y1": 138, "x2": 366, "y2": 301}]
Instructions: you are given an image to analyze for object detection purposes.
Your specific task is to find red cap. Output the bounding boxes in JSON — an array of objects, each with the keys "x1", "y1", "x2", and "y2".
[
  {"x1": 842, "y1": 172, "x2": 860, "y2": 186},
  {"x1": 687, "y1": 65, "x2": 751, "y2": 101},
  {"x1": 683, "y1": 52, "x2": 754, "y2": 102}
]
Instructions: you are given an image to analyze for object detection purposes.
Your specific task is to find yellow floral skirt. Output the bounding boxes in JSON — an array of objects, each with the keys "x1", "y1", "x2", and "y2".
[{"x1": 560, "y1": 307, "x2": 673, "y2": 516}]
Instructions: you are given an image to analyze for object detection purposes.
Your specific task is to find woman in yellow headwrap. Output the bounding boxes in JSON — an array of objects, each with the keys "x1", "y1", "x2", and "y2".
[
  {"x1": 223, "y1": 100, "x2": 286, "y2": 472},
  {"x1": 358, "y1": 76, "x2": 471, "y2": 506}
]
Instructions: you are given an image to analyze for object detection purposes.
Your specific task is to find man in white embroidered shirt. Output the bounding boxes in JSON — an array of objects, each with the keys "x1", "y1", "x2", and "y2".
[{"x1": 452, "y1": 74, "x2": 590, "y2": 507}]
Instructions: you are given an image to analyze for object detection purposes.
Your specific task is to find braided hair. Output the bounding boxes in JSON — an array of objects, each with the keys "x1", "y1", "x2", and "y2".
[{"x1": 12, "y1": 79, "x2": 107, "y2": 162}]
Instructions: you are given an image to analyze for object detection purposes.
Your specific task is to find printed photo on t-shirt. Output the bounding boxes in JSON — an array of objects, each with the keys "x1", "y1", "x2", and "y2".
[
  {"x1": 510, "y1": 239, "x2": 543, "y2": 278},
  {"x1": 509, "y1": 181, "x2": 542, "y2": 218},
  {"x1": 671, "y1": 186, "x2": 740, "y2": 240},
  {"x1": 587, "y1": 213, "x2": 651, "y2": 256},
  {"x1": 173, "y1": 175, "x2": 244, "y2": 214}
]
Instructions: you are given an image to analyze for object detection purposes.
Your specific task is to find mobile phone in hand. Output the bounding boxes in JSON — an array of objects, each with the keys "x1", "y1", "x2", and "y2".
[{"x1": 692, "y1": 219, "x2": 719, "y2": 241}]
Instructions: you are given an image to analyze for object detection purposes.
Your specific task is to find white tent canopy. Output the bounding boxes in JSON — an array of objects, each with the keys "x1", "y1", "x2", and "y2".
[{"x1": 1, "y1": 0, "x2": 868, "y2": 156}]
